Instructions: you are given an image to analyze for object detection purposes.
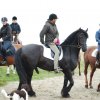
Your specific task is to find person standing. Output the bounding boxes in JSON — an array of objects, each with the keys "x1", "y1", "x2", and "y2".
[
  {"x1": 10, "y1": 16, "x2": 21, "y2": 44},
  {"x1": 40, "y1": 13, "x2": 62, "y2": 73}
]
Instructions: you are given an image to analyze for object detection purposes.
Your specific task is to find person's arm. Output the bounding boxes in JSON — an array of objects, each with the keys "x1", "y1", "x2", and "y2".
[
  {"x1": 17, "y1": 24, "x2": 21, "y2": 34},
  {"x1": 95, "y1": 31, "x2": 100, "y2": 43},
  {"x1": 4, "y1": 26, "x2": 12, "y2": 40},
  {"x1": 40, "y1": 25, "x2": 49, "y2": 44},
  {"x1": 53, "y1": 25, "x2": 59, "y2": 43}
]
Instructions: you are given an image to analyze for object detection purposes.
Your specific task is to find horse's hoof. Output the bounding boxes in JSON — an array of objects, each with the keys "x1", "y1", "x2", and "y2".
[
  {"x1": 28, "y1": 91, "x2": 36, "y2": 97},
  {"x1": 90, "y1": 86, "x2": 93, "y2": 89},
  {"x1": 85, "y1": 85, "x2": 88, "y2": 88},
  {"x1": 61, "y1": 92, "x2": 70, "y2": 98},
  {"x1": 6, "y1": 74, "x2": 10, "y2": 76},
  {"x1": 61, "y1": 88, "x2": 70, "y2": 98},
  {"x1": 79, "y1": 73, "x2": 81, "y2": 76},
  {"x1": 97, "y1": 89, "x2": 100, "y2": 92}
]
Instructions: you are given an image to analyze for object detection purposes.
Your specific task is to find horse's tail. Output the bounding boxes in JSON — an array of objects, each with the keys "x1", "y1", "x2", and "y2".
[
  {"x1": 1, "y1": 89, "x2": 11, "y2": 99},
  {"x1": 15, "y1": 48, "x2": 27, "y2": 83}
]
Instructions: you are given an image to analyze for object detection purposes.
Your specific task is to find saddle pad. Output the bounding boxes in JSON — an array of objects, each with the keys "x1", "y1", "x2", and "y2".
[
  {"x1": 91, "y1": 48, "x2": 98, "y2": 57},
  {"x1": 43, "y1": 46, "x2": 63, "y2": 60}
]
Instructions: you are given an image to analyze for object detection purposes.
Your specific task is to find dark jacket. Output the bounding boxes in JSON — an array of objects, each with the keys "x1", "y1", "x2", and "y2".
[
  {"x1": 40, "y1": 21, "x2": 59, "y2": 44},
  {"x1": 10, "y1": 23, "x2": 21, "y2": 34},
  {"x1": 95, "y1": 29, "x2": 100, "y2": 44},
  {"x1": 0, "y1": 24, "x2": 12, "y2": 41}
]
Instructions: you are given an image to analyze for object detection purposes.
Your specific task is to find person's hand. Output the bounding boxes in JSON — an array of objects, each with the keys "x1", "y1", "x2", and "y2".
[
  {"x1": 54, "y1": 38, "x2": 60, "y2": 45},
  {"x1": 13, "y1": 31, "x2": 16, "y2": 34},
  {"x1": 40, "y1": 39, "x2": 44, "y2": 44},
  {"x1": 53, "y1": 38, "x2": 58, "y2": 43}
]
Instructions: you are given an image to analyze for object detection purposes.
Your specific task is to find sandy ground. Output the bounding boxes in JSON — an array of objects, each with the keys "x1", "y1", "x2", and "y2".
[{"x1": 0, "y1": 70, "x2": 100, "y2": 100}]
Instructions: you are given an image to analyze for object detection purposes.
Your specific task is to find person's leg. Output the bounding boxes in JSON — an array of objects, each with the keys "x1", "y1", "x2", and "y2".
[
  {"x1": 95, "y1": 45, "x2": 100, "y2": 65},
  {"x1": 49, "y1": 43, "x2": 62, "y2": 72},
  {"x1": 14, "y1": 34, "x2": 19, "y2": 43}
]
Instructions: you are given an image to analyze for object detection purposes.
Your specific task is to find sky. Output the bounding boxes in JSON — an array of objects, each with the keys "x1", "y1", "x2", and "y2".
[{"x1": 0, "y1": 0, "x2": 100, "y2": 46}]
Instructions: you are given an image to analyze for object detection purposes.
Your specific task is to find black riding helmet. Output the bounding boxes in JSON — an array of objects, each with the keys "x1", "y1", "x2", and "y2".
[
  {"x1": 48, "y1": 13, "x2": 58, "y2": 20},
  {"x1": 1, "y1": 17, "x2": 8, "y2": 22},
  {"x1": 12, "y1": 16, "x2": 17, "y2": 20}
]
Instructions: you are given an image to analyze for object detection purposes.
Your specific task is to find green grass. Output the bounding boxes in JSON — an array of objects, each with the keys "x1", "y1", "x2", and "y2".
[
  {"x1": 0, "y1": 60, "x2": 85, "y2": 87},
  {"x1": 0, "y1": 66, "x2": 63, "y2": 86}
]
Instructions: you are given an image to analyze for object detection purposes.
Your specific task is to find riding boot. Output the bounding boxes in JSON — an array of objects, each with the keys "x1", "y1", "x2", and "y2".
[
  {"x1": 1, "y1": 49, "x2": 7, "y2": 64},
  {"x1": 54, "y1": 67, "x2": 62, "y2": 73},
  {"x1": 95, "y1": 51, "x2": 100, "y2": 66}
]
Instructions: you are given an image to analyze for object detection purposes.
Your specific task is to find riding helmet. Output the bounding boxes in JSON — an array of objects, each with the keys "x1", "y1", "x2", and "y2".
[
  {"x1": 12, "y1": 16, "x2": 17, "y2": 20},
  {"x1": 1, "y1": 17, "x2": 8, "y2": 22},
  {"x1": 48, "y1": 13, "x2": 58, "y2": 20}
]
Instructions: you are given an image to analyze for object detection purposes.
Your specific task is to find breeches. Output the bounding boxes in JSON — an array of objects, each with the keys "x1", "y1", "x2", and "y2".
[{"x1": 48, "y1": 43, "x2": 60, "y2": 69}]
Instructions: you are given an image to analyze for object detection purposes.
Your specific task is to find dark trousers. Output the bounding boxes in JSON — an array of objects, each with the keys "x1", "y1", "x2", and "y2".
[
  {"x1": 96, "y1": 45, "x2": 100, "y2": 60},
  {"x1": 2, "y1": 41, "x2": 12, "y2": 51}
]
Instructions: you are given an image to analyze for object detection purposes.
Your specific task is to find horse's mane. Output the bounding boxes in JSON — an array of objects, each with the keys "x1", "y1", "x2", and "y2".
[{"x1": 61, "y1": 28, "x2": 88, "y2": 46}]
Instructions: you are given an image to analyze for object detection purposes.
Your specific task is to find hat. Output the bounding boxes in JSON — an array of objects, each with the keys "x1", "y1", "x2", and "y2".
[
  {"x1": 1, "y1": 17, "x2": 8, "y2": 22},
  {"x1": 48, "y1": 13, "x2": 58, "y2": 20},
  {"x1": 12, "y1": 16, "x2": 17, "y2": 20}
]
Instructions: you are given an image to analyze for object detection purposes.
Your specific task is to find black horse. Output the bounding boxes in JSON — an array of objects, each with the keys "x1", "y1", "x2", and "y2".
[{"x1": 15, "y1": 28, "x2": 88, "y2": 97}]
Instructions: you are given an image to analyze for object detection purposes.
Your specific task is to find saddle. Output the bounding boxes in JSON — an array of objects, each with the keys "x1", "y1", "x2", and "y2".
[
  {"x1": 92, "y1": 48, "x2": 100, "y2": 67},
  {"x1": 44, "y1": 44, "x2": 61, "y2": 58}
]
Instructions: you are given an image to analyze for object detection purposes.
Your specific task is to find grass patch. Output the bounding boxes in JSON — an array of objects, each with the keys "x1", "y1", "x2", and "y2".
[
  {"x1": 0, "y1": 66, "x2": 63, "y2": 86},
  {"x1": 0, "y1": 58, "x2": 85, "y2": 87}
]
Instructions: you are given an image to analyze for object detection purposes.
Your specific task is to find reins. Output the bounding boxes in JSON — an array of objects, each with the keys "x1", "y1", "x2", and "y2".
[{"x1": 61, "y1": 44, "x2": 81, "y2": 48}]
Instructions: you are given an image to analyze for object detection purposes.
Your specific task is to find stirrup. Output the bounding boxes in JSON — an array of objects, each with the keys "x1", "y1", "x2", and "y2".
[
  {"x1": 1, "y1": 60, "x2": 6, "y2": 64},
  {"x1": 54, "y1": 68, "x2": 62, "y2": 73}
]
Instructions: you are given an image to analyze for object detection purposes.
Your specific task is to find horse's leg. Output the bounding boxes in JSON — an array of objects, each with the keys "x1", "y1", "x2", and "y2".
[
  {"x1": 11, "y1": 64, "x2": 16, "y2": 74},
  {"x1": 17, "y1": 82, "x2": 22, "y2": 90},
  {"x1": 97, "y1": 83, "x2": 100, "y2": 92},
  {"x1": 89, "y1": 66, "x2": 96, "y2": 88},
  {"x1": 61, "y1": 69, "x2": 74, "y2": 98},
  {"x1": 27, "y1": 69, "x2": 36, "y2": 96},
  {"x1": 78, "y1": 61, "x2": 81, "y2": 76},
  {"x1": 84, "y1": 62, "x2": 89, "y2": 88},
  {"x1": 6, "y1": 65, "x2": 10, "y2": 76}
]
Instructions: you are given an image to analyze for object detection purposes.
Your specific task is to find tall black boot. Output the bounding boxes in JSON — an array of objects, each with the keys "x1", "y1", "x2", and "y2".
[{"x1": 1, "y1": 49, "x2": 7, "y2": 64}]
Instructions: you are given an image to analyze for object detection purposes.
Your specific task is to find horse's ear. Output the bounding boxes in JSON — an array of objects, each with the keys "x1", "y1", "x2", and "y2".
[
  {"x1": 79, "y1": 27, "x2": 81, "y2": 29},
  {"x1": 86, "y1": 28, "x2": 88, "y2": 32}
]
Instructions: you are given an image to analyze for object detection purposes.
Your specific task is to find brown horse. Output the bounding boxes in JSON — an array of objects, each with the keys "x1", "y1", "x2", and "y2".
[
  {"x1": 0, "y1": 43, "x2": 22, "y2": 75},
  {"x1": 84, "y1": 46, "x2": 100, "y2": 91}
]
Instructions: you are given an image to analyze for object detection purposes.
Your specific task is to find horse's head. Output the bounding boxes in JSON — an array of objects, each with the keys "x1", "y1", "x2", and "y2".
[{"x1": 78, "y1": 28, "x2": 88, "y2": 52}]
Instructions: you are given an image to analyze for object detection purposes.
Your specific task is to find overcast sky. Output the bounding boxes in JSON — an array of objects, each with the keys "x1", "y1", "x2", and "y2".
[{"x1": 0, "y1": 0, "x2": 100, "y2": 46}]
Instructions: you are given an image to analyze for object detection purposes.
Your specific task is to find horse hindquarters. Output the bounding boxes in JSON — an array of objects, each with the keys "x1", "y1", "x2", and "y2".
[{"x1": 15, "y1": 48, "x2": 36, "y2": 96}]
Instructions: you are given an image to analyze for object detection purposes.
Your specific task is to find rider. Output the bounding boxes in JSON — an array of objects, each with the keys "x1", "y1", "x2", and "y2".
[
  {"x1": 10, "y1": 16, "x2": 21, "y2": 44},
  {"x1": 95, "y1": 24, "x2": 100, "y2": 66},
  {"x1": 0, "y1": 17, "x2": 13, "y2": 64},
  {"x1": 40, "y1": 13, "x2": 62, "y2": 73}
]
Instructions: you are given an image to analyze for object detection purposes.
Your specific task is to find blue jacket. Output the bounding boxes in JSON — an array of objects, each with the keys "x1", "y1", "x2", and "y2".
[
  {"x1": 10, "y1": 23, "x2": 21, "y2": 34},
  {"x1": 95, "y1": 29, "x2": 100, "y2": 44}
]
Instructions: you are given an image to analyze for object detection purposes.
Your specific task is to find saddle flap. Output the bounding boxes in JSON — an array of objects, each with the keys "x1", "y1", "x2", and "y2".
[
  {"x1": 43, "y1": 45, "x2": 63, "y2": 60},
  {"x1": 91, "y1": 48, "x2": 98, "y2": 57}
]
